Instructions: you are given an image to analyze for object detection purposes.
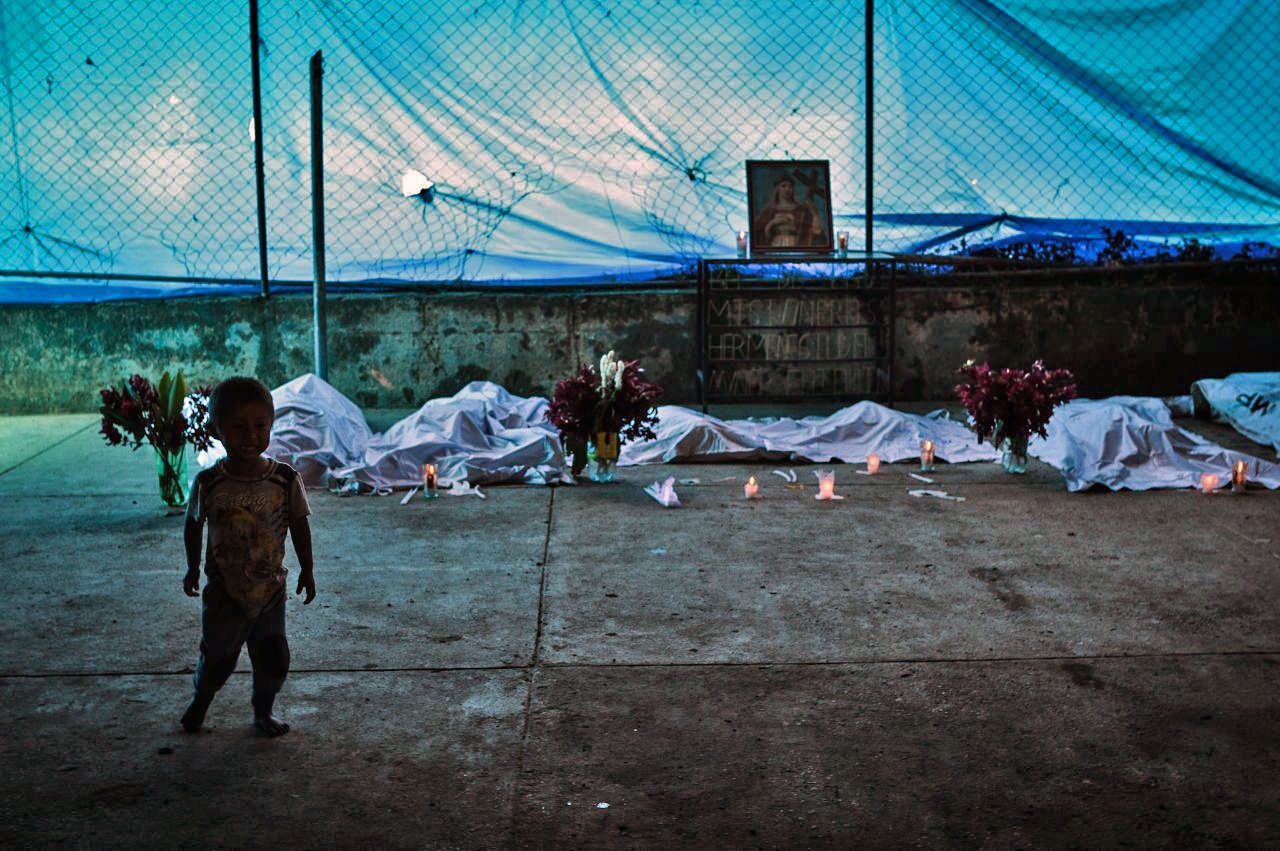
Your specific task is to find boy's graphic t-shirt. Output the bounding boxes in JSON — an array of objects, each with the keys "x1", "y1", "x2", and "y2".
[{"x1": 186, "y1": 460, "x2": 310, "y2": 617}]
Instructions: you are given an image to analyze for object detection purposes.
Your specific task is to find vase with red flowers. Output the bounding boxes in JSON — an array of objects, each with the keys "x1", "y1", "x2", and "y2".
[
  {"x1": 99, "y1": 371, "x2": 216, "y2": 508},
  {"x1": 548, "y1": 351, "x2": 662, "y2": 482},
  {"x1": 954, "y1": 360, "x2": 1077, "y2": 474}
]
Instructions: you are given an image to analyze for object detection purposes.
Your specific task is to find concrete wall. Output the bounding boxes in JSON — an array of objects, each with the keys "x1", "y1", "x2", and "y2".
[{"x1": 2, "y1": 275, "x2": 1277, "y2": 413}]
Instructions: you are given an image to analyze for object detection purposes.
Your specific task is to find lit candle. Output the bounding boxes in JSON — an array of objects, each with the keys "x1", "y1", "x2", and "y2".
[
  {"x1": 1231, "y1": 460, "x2": 1247, "y2": 494},
  {"x1": 920, "y1": 440, "x2": 935, "y2": 472},
  {"x1": 736, "y1": 230, "x2": 748, "y2": 258},
  {"x1": 837, "y1": 230, "x2": 849, "y2": 258},
  {"x1": 423, "y1": 463, "x2": 438, "y2": 499},
  {"x1": 866, "y1": 453, "x2": 880, "y2": 474},
  {"x1": 817, "y1": 470, "x2": 835, "y2": 499},
  {"x1": 744, "y1": 475, "x2": 759, "y2": 499},
  {"x1": 1199, "y1": 472, "x2": 1219, "y2": 494}
]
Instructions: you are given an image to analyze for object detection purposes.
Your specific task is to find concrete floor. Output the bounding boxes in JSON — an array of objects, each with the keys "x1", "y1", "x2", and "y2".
[{"x1": 1, "y1": 411, "x2": 1278, "y2": 849}]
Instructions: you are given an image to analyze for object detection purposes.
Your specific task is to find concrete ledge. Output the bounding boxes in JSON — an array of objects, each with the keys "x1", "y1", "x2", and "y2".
[{"x1": 3, "y1": 275, "x2": 1279, "y2": 412}]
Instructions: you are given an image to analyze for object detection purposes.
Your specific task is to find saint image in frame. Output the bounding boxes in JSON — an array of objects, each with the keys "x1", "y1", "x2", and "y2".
[{"x1": 745, "y1": 160, "x2": 834, "y2": 254}]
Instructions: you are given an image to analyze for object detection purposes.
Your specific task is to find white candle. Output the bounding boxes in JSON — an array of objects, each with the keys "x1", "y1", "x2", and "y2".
[
  {"x1": 1231, "y1": 460, "x2": 1247, "y2": 494},
  {"x1": 736, "y1": 230, "x2": 748, "y2": 258},
  {"x1": 920, "y1": 440, "x2": 935, "y2": 472},
  {"x1": 1199, "y1": 472, "x2": 1219, "y2": 494},
  {"x1": 866, "y1": 453, "x2": 880, "y2": 474},
  {"x1": 744, "y1": 475, "x2": 759, "y2": 499}
]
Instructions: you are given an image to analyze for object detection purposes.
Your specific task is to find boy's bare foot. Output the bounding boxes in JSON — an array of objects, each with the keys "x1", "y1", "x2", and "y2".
[
  {"x1": 180, "y1": 695, "x2": 212, "y2": 733},
  {"x1": 254, "y1": 715, "x2": 291, "y2": 737}
]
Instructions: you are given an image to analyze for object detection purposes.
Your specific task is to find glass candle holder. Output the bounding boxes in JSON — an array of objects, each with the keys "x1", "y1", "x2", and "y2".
[
  {"x1": 837, "y1": 230, "x2": 849, "y2": 258},
  {"x1": 1231, "y1": 461, "x2": 1247, "y2": 494},
  {"x1": 866, "y1": 453, "x2": 880, "y2": 474},
  {"x1": 920, "y1": 440, "x2": 935, "y2": 472},
  {"x1": 1199, "y1": 472, "x2": 1219, "y2": 494},
  {"x1": 736, "y1": 230, "x2": 748, "y2": 259},
  {"x1": 815, "y1": 469, "x2": 836, "y2": 500},
  {"x1": 423, "y1": 463, "x2": 439, "y2": 499},
  {"x1": 744, "y1": 475, "x2": 760, "y2": 499}
]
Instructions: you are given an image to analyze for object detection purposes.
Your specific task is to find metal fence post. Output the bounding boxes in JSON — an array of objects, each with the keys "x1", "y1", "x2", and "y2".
[
  {"x1": 249, "y1": 0, "x2": 270, "y2": 297},
  {"x1": 309, "y1": 50, "x2": 327, "y2": 380},
  {"x1": 865, "y1": 0, "x2": 874, "y2": 256}
]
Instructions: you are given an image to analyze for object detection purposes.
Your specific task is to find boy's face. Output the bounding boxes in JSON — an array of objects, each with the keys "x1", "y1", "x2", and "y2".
[{"x1": 214, "y1": 400, "x2": 274, "y2": 463}]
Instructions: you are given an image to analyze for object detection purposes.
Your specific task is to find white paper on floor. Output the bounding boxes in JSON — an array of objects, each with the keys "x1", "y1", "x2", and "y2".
[
  {"x1": 621, "y1": 403, "x2": 1000, "y2": 466},
  {"x1": 644, "y1": 476, "x2": 681, "y2": 507},
  {"x1": 909, "y1": 489, "x2": 965, "y2": 501},
  {"x1": 1031, "y1": 396, "x2": 1280, "y2": 492},
  {"x1": 1190, "y1": 372, "x2": 1280, "y2": 455},
  {"x1": 447, "y1": 480, "x2": 486, "y2": 499}
]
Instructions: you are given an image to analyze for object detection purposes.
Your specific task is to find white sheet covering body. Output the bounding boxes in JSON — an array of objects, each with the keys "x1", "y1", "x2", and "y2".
[
  {"x1": 265, "y1": 376, "x2": 569, "y2": 488},
  {"x1": 1191, "y1": 372, "x2": 1280, "y2": 455},
  {"x1": 257, "y1": 377, "x2": 1280, "y2": 494},
  {"x1": 1030, "y1": 396, "x2": 1280, "y2": 492},
  {"x1": 620, "y1": 403, "x2": 1001, "y2": 465},
  {"x1": 334, "y1": 382, "x2": 569, "y2": 487},
  {"x1": 260, "y1": 379, "x2": 1002, "y2": 489},
  {"x1": 268, "y1": 374, "x2": 374, "y2": 486}
]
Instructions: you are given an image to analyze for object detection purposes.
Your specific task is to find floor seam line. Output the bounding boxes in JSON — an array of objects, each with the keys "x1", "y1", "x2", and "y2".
[
  {"x1": 0, "y1": 420, "x2": 97, "y2": 478},
  {"x1": 507, "y1": 485, "x2": 554, "y2": 846},
  {"x1": 4, "y1": 647, "x2": 1275, "y2": 679}
]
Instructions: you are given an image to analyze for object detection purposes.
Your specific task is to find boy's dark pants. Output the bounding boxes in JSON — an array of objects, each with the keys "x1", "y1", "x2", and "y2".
[{"x1": 193, "y1": 582, "x2": 289, "y2": 715}]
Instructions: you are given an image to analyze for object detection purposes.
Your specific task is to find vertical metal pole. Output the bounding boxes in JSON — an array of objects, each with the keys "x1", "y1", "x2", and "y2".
[
  {"x1": 309, "y1": 50, "x2": 327, "y2": 380},
  {"x1": 696, "y1": 259, "x2": 707, "y2": 413},
  {"x1": 249, "y1": 0, "x2": 270, "y2": 297},
  {"x1": 865, "y1": 0, "x2": 874, "y2": 255}
]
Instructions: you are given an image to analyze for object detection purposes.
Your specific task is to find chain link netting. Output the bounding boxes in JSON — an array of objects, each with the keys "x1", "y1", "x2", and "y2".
[
  {"x1": 875, "y1": 0, "x2": 1280, "y2": 255},
  {"x1": 0, "y1": 0, "x2": 253, "y2": 280},
  {"x1": 1, "y1": 1, "x2": 1275, "y2": 289}
]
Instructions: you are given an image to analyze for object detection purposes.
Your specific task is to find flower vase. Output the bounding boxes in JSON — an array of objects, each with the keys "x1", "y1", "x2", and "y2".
[
  {"x1": 588, "y1": 431, "x2": 620, "y2": 483},
  {"x1": 999, "y1": 434, "x2": 1029, "y2": 474},
  {"x1": 154, "y1": 445, "x2": 189, "y2": 508}
]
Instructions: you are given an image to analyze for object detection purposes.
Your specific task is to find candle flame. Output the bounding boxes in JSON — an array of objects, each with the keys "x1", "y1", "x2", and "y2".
[
  {"x1": 1234, "y1": 460, "x2": 1245, "y2": 474},
  {"x1": 923, "y1": 440, "x2": 934, "y2": 451},
  {"x1": 747, "y1": 476, "x2": 756, "y2": 486}
]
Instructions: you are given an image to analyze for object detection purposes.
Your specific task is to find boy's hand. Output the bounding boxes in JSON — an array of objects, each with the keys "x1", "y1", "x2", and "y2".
[
  {"x1": 183, "y1": 568, "x2": 200, "y2": 597},
  {"x1": 296, "y1": 570, "x2": 316, "y2": 604}
]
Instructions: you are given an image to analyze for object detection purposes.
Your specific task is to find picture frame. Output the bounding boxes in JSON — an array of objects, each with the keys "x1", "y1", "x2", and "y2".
[{"x1": 745, "y1": 159, "x2": 834, "y2": 255}]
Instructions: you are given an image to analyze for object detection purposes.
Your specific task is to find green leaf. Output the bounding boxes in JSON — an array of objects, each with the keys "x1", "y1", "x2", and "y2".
[
  {"x1": 170, "y1": 371, "x2": 187, "y2": 421},
  {"x1": 158, "y1": 372, "x2": 172, "y2": 416}
]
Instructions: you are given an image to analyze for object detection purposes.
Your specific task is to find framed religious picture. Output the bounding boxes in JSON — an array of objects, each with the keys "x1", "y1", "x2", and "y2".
[{"x1": 745, "y1": 159, "x2": 834, "y2": 254}]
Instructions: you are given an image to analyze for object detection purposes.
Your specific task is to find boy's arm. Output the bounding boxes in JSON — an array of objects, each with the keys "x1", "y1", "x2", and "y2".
[
  {"x1": 290, "y1": 515, "x2": 316, "y2": 604},
  {"x1": 183, "y1": 518, "x2": 202, "y2": 597}
]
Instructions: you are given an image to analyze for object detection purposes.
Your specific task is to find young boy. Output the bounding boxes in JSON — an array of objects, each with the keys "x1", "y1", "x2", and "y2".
[{"x1": 181, "y1": 376, "x2": 315, "y2": 736}]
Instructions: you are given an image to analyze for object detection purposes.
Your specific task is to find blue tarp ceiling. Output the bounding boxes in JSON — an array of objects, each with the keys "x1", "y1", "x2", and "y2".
[{"x1": 1, "y1": 0, "x2": 1277, "y2": 302}]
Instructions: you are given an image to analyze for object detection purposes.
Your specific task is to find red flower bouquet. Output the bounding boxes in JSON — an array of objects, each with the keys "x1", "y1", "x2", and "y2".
[
  {"x1": 548, "y1": 351, "x2": 662, "y2": 478},
  {"x1": 99, "y1": 371, "x2": 215, "y2": 506},
  {"x1": 954, "y1": 360, "x2": 1077, "y2": 459}
]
